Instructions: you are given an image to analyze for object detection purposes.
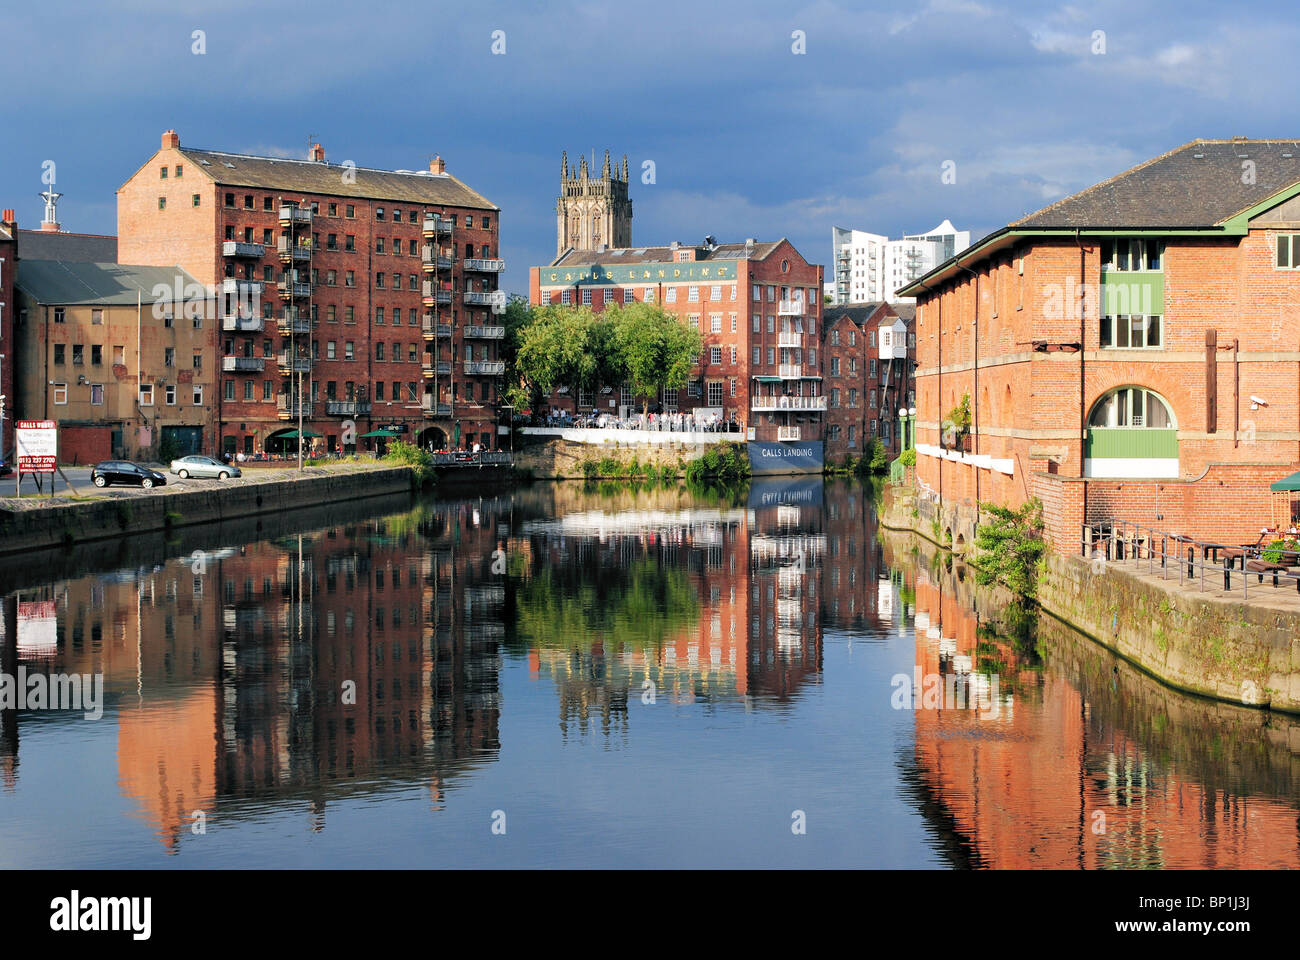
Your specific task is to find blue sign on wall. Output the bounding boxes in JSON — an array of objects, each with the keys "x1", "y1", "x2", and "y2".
[{"x1": 747, "y1": 441, "x2": 824, "y2": 475}]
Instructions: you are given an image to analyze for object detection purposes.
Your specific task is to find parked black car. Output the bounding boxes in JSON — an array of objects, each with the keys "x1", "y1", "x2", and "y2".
[{"x1": 91, "y1": 461, "x2": 168, "y2": 489}]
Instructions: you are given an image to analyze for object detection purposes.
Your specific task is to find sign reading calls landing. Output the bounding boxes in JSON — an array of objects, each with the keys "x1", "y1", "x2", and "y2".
[
  {"x1": 545, "y1": 263, "x2": 737, "y2": 286},
  {"x1": 16, "y1": 420, "x2": 57, "y2": 474}
]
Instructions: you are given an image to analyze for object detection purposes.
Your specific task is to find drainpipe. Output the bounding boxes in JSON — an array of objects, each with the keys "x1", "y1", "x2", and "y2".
[
  {"x1": 957, "y1": 262, "x2": 980, "y2": 526},
  {"x1": 1075, "y1": 229, "x2": 1087, "y2": 525}
]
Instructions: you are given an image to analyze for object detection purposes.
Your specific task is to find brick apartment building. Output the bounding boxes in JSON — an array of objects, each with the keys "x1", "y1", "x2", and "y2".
[
  {"x1": 14, "y1": 261, "x2": 214, "y2": 463},
  {"x1": 117, "y1": 130, "x2": 505, "y2": 456},
  {"x1": 898, "y1": 138, "x2": 1300, "y2": 550},
  {"x1": 0, "y1": 212, "x2": 14, "y2": 459},
  {"x1": 528, "y1": 238, "x2": 826, "y2": 444},
  {"x1": 821, "y1": 301, "x2": 916, "y2": 461}
]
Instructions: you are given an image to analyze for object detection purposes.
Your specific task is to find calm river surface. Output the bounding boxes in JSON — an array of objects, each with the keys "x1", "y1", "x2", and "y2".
[{"x1": 0, "y1": 477, "x2": 1297, "y2": 868}]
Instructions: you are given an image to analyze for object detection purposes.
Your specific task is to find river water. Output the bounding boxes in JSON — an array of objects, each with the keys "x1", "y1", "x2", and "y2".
[{"x1": 0, "y1": 477, "x2": 1296, "y2": 868}]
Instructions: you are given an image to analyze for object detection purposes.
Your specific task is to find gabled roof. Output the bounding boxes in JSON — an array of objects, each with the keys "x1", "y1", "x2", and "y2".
[
  {"x1": 1013, "y1": 139, "x2": 1300, "y2": 229},
  {"x1": 823, "y1": 302, "x2": 886, "y2": 327},
  {"x1": 900, "y1": 138, "x2": 1300, "y2": 298},
  {"x1": 173, "y1": 149, "x2": 498, "y2": 210},
  {"x1": 553, "y1": 240, "x2": 786, "y2": 267},
  {"x1": 17, "y1": 260, "x2": 202, "y2": 306},
  {"x1": 18, "y1": 230, "x2": 117, "y2": 263}
]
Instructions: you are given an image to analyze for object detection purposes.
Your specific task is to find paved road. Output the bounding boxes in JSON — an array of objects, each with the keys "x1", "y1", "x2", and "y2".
[{"x1": 4, "y1": 465, "x2": 268, "y2": 498}]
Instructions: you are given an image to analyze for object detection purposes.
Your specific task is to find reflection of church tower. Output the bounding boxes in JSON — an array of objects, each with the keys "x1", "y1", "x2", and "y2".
[{"x1": 556, "y1": 149, "x2": 632, "y2": 257}]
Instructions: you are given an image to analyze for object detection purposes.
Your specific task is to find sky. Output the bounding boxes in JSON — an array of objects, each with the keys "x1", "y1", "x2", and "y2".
[{"x1": 1, "y1": 0, "x2": 1297, "y2": 295}]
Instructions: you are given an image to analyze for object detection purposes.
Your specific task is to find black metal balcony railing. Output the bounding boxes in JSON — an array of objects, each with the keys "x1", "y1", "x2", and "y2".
[{"x1": 278, "y1": 281, "x2": 312, "y2": 300}]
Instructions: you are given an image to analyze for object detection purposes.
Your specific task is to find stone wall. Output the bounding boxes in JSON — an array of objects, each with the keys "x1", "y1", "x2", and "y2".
[{"x1": 0, "y1": 465, "x2": 414, "y2": 555}]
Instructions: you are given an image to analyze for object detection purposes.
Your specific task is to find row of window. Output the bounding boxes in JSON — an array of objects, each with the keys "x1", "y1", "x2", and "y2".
[
  {"x1": 827, "y1": 387, "x2": 876, "y2": 408},
  {"x1": 541, "y1": 284, "x2": 818, "y2": 307},
  {"x1": 209, "y1": 190, "x2": 494, "y2": 230},
  {"x1": 51, "y1": 344, "x2": 203, "y2": 369},
  {"x1": 221, "y1": 380, "x2": 495, "y2": 404},
  {"x1": 49, "y1": 383, "x2": 203, "y2": 406}
]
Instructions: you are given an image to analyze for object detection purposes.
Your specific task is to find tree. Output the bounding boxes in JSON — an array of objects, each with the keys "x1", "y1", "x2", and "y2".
[
  {"x1": 512, "y1": 305, "x2": 598, "y2": 416},
  {"x1": 974, "y1": 498, "x2": 1045, "y2": 598},
  {"x1": 605, "y1": 302, "x2": 702, "y2": 415},
  {"x1": 498, "y1": 295, "x2": 534, "y2": 414}
]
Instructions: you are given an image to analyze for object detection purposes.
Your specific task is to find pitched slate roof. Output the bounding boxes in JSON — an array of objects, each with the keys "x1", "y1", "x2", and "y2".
[
  {"x1": 1013, "y1": 139, "x2": 1300, "y2": 229},
  {"x1": 823, "y1": 302, "x2": 885, "y2": 327},
  {"x1": 18, "y1": 230, "x2": 117, "y2": 263},
  {"x1": 176, "y1": 149, "x2": 498, "y2": 210},
  {"x1": 554, "y1": 240, "x2": 785, "y2": 267},
  {"x1": 17, "y1": 260, "x2": 202, "y2": 306}
]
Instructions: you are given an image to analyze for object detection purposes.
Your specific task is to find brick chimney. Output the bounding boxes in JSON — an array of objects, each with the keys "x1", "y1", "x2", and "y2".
[
  {"x1": 430, "y1": 155, "x2": 445, "y2": 175},
  {"x1": 162, "y1": 129, "x2": 180, "y2": 149},
  {"x1": 310, "y1": 143, "x2": 325, "y2": 163}
]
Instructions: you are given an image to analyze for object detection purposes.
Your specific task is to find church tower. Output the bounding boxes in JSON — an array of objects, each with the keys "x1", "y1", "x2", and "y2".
[{"x1": 556, "y1": 149, "x2": 632, "y2": 257}]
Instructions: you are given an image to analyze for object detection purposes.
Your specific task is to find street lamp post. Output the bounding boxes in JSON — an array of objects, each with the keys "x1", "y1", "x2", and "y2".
[{"x1": 898, "y1": 406, "x2": 908, "y2": 453}]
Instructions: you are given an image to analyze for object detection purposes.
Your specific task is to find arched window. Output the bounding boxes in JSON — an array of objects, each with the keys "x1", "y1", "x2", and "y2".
[
  {"x1": 1088, "y1": 386, "x2": 1175, "y2": 430},
  {"x1": 1085, "y1": 386, "x2": 1178, "y2": 478}
]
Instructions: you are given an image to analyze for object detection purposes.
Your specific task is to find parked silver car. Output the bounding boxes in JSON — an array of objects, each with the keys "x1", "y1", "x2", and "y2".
[{"x1": 169, "y1": 455, "x2": 242, "y2": 480}]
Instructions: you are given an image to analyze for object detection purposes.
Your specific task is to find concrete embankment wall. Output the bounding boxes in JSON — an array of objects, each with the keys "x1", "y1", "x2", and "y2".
[
  {"x1": 880, "y1": 483, "x2": 1300, "y2": 714},
  {"x1": 0, "y1": 466, "x2": 414, "y2": 555},
  {"x1": 513, "y1": 437, "x2": 720, "y2": 479}
]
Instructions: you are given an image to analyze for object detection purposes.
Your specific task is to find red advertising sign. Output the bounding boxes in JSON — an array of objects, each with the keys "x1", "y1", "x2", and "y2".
[{"x1": 16, "y1": 420, "x2": 57, "y2": 474}]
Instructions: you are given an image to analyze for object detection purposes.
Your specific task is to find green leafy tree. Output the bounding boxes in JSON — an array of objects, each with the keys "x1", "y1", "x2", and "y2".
[
  {"x1": 606, "y1": 302, "x2": 702, "y2": 415},
  {"x1": 974, "y1": 498, "x2": 1045, "y2": 598},
  {"x1": 498, "y1": 294, "x2": 533, "y2": 413},
  {"x1": 513, "y1": 305, "x2": 598, "y2": 416}
]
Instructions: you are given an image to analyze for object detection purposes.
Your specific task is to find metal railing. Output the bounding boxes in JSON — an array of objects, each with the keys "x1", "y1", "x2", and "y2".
[{"x1": 1081, "y1": 518, "x2": 1300, "y2": 600}]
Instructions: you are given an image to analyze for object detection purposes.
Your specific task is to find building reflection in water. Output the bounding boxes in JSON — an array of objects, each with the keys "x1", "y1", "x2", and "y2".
[
  {"x1": 893, "y1": 539, "x2": 1300, "y2": 869},
  {"x1": 513, "y1": 478, "x2": 826, "y2": 740},
  {"x1": 1, "y1": 479, "x2": 1298, "y2": 867}
]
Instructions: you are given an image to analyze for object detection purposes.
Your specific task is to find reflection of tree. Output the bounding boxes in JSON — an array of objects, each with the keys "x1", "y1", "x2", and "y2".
[{"x1": 510, "y1": 556, "x2": 699, "y2": 653}]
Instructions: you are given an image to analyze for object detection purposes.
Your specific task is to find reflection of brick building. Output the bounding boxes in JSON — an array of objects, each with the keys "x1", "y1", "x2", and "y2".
[
  {"x1": 118, "y1": 130, "x2": 504, "y2": 456},
  {"x1": 819, "y1": 483, "x2": 883, "y2": 633},
  {"x1": 821, "y1": 302, "x2": 915, "y2": 461},
  {"x1": 908, "y1": 566, "x2": 1300, "y2": 868}
]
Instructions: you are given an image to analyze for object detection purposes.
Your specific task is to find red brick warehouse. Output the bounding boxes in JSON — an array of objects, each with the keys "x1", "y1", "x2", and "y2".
[
  {"x1": 118, "y1": 130, "x2": 506, "y2": 456},
  {"x1": 529, "y1": 238, "x2": 826, "y2": 444},
  {"x1": 898, "y1": 138, "x2": 1300, "y2": 550}
]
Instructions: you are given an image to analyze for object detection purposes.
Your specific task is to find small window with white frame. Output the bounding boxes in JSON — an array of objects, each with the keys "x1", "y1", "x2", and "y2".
[
  {"x1": 1102, "y1": 238, "x2": 1162, "y2": 271},
  {"x1": 1101, "y1": 314, "x2": 1163, "y2": 348},
  {"x1": 139, "y1": 384, "x2": 154, "y2": 406},
  {"x1": 1277, "y1": 234, "x2": 1300, "y2": 269},
  {"x1": 582, "y1": 288, "x2": 593, "y2": 305}
]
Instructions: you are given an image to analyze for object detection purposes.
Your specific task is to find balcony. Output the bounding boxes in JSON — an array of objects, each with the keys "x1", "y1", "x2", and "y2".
[
  {"x1": 778, "y1": 364, "x2": 810, "y2": 378},
  {"x1": 220, "y1": 278, "x2": 262, "y2": 297},
  {"x1": 421, "y1": 358, "x2": 452, "y2": 378},
  {"x1": 276, "y1": 396, "x2": 313, "y2": 419},
  {"x1": 777, "y1": 426, "x2": 802, "y2": 441},
  {"x1": 221, "y1": 315, "x2": 264, "y2": 332},
  {"x1": 778, "y1": 300, "x2": 805, "y2": 316},
  {"x1": 463, "y1": 324, "x2": 504, "y2": 339},
  {"x1": 463, "y1": 290, "x2": 496, "y2": 306},
  {"x1": 421, "y1": 246, "x2": 455, "y2": 271},
  {"x1": 277, "y1": 316, "x2": 312, "y2": 335},
  {"x1": 422, "y1": 214, "x2": 453, "y2": 236},
  {"x1": 777, "y1": 331, "x2": 802, "y2": 347},
  {"x1": 463, "y1": 258, "x2": 506, "y2": 273},
  {"x1": 278, "y1": 205, "x2": 312, "y2": 225},
  {"x1": 277, "y1": 281, "x2": 312, "y2": 300},
  {"x1": 422, "y1": 316, "x2": 453, "y2": 339},
  {"x1": 751, "y1": 394, "x2": 827, "y2": 412},
  {"x1": 222, "y1": 355, "x2": 265, "y2": 372},
  {"x1": 464, "y1": 360, "x2": 505, "y2": 376},
  {"x1": 277, "y1": 352, "x2": 312, "y2": 374},
  {"x1": 277, "y1": 238, "x2": 312, "y2": 262},
  {"x1": 421, "y1": 396, "x2": 452, "y2": 417},
  {"x1": 223, "y1": 241, "x2": 266, "y2": 258},
  {"x1": 422, "y1": 283, "x2": 453, "y2": 306},
  {"x1": 325, "y1": 399, "x2": 372, "y2": 416}
]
